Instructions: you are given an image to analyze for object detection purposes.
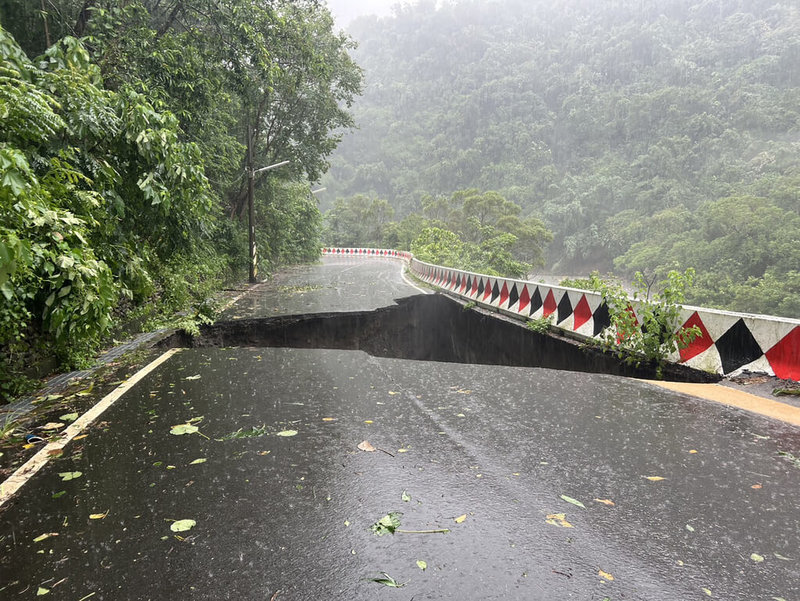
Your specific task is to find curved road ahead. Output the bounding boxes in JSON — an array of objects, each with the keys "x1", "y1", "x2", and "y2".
[{"x1": 1, "y1": 257, "x2": 799, "y2": 600}]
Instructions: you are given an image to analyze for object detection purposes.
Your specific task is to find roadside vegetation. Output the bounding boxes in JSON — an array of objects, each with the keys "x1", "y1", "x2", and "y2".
[
  {"x1": 590, "y1": 269, "x2": 702, "y2": 375},
  {"x1": 0, "y1": 0, "x2": 362, "y2": 401}
]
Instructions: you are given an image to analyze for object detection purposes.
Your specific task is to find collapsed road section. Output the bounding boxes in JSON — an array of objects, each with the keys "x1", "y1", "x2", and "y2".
[{"x1": 161, "y1": 293, "x2": 719, "y2": 383}]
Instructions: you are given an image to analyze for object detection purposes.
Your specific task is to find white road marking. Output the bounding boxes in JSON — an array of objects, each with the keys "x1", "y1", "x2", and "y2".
[{"x1": 0, "y1": 349, "x2": 182, "y2": 508}]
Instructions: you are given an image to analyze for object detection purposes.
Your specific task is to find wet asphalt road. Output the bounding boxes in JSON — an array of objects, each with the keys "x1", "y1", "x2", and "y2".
[
  {"x1": 1, "y1": 257, "x2": 800, "y2": 600},
  {"x1": 222, "y1": 257, "x2": 425, "y2": 319}
]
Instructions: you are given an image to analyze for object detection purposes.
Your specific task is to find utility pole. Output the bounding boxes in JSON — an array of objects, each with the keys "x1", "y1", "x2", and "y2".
[
  {"x1": 247, "y1": 124, "x2": 257, "y2": 283},
  {"x1": 246, "y1": 122, "x2": 290, "y2": 283}
]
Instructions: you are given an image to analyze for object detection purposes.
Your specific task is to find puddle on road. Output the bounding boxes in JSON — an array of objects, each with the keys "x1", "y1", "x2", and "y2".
[{"x1": 161, "y1": 294, "x2": 718, "y2": 383}]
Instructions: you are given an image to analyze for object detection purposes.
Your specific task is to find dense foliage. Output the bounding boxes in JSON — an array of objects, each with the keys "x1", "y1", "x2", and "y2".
[
  {"x1": 0, "y1": 1, "x2": 361, "y2": 400},
  {"x1": 322, "y1": 0, "x2": 800, "y2": 317}
]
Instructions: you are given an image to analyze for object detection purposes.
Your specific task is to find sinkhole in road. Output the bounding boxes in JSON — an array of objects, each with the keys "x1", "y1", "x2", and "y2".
[{"x1": 161, "y1": 293, "x2": 718, "y2": 383}]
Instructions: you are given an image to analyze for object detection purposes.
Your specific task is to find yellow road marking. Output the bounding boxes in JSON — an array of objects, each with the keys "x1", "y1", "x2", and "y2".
[
  {"x1": 0, "y1": 349, "x2": 182, "y2": 508},
  {"x1": 646, "y1": 381, "x2": 800, "y2": 428}
]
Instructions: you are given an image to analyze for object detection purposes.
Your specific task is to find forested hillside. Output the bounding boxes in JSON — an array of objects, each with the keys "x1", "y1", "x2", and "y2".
[
  {"x1": 0, "y1": 0, "x2": 361, "y2": 399},
  {"x1": 322, "y1": 0, "x2": 800, "y2": 317}
]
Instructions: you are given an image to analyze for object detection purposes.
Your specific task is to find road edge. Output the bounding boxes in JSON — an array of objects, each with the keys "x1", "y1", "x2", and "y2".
[
  {"x1": 0, "y1": 349, "x2": 182, "y2": 509},
  {"x1": 645, "y1": 380, "x2": 800, "y2": 428}
]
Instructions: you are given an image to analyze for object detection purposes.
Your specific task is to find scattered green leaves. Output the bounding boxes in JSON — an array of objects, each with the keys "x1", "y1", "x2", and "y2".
[
  {"x1": 546, "y1": 513, "x2": 573, "y2": 528},
  {"x1": 777, "y1": 451, "x2": 800, "y2": 470},
  {"x1": 58, "y1": 471, "x2": 82, "y2": 481},
  {"x1": 560, "y1": 495, "x2": 585, "y2": 509},
  {"x1": 371, "y1": 512, "x2": 402, "y2": 536},
  {"x1": 170, "y1": 424, "x2": 199, "y2": 436},
  {"x1": 170, "y1": 519, "x2": 196, "y2": 532},
  {"x1": 59, "y1": 412, "x2": 79, "y2": 422},
  {"x1": 367, "y1": 572, "x2": 406, "y2": 588}
]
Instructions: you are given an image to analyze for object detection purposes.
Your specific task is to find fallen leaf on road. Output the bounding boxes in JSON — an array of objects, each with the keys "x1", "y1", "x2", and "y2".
[
  {"x1": 364, "y1": 420, "x2": 373, "y2": 424},
  {"x1": 367, "y1": 572, "x2": 405, "y2": 587},
  {"x1": 58, "y1": 471, "x2": 82, "y2": 481},
  {"x1": 702, "y1": 588, "x2": 712, "y2": 596},
  {"x1": 402, "y1": 491, "x2": 411, "y2": 502},
  {"x1": 184, "y1": 375, "x2": 201, "y2": 380},
  {"x1": 276, "y1": 430, "x2": 298, "y2": 437},
  {"x1": 322, "y1": 417, "x2": 336, "y2": 422},
  {"x1": 751, "y1": 483, "x2": 762, "y2": 489},
  {"x1": 454, "y1": 514, "x2": 467, "y2": 524},
  {"x1": 189, "y1": 458, "x2": 206, "y2": 465},
  {"x1": 39, "y1": 422, "x2": 64, "y2": 431},
  {"x1": 170, "y1": 424, "x2": 198, "y2": 436},
  {"x1": 60, "y1": 413, "x2": 79, "y2": 422},
  {"x1": 546, "y1": 513, "x2": 573, "y2": 528},
  {"x1": 416, "y1": 560, "x2": 427, "y2": 571},
  {"x1": 560, "y1": 495, "x2": 586, "y2": 509},
  {"x1": 388, "y1": 391, "x2": 399, "y2": 395},
  {"x1": 645, "y1": 476, "x2": 665, "y2": 481},
  {"x1": 358, "y1": 440, "x2": 376, "y2": 452},
  {"x1": 36, "y1": 587, "x2": 49, "y2": 596},
  {"x1": 751, "y1": 553, "x2": 765, "y2": 562},
  {"x1": 170, "y1": 519, "x2": 196, "y2": 532},
  {"x1": 89, "y1": 510, "x2": 109, "y2": 520},
  {"x1": 686, "y1": 524, "x2": 695, "y2": 532},
  {"x1": 773, "y1": 553, "x2": 793, "y2": 561},
  {"x1": 371, "y1": 512, "x2": 402, "y2": 536},
  {"x1": 594, "y1": 498, "x2": 615, "y2": 506},
  {"x1": 598, "y1": 570, "x2": 614, "y2": 581},
  {"x1": 33, "y1": 533, "x2": 58, "y2": 542},
  {"x1": 689, "y1": 449, "x2": 698, "y2": 454}
]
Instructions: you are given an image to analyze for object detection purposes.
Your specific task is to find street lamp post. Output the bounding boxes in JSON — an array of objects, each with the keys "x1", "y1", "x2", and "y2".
[{"x1": 246, "y1": 125, "x2": 289, "y2": 283}]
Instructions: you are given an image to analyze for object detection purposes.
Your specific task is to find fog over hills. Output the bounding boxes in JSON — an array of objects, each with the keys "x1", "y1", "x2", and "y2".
[
  {"x1": 325, "y1": 0, "x2": 403, "y2": 25},
  {"x1": 320, "y1": 0, "x2": 800, "y2": 317}
]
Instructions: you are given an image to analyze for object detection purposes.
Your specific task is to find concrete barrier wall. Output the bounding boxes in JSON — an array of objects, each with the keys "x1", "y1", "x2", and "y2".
[
  {"x1": 321, "y1": 247, "x2": 412, "y2": 260},
  {"x1": 321, "y1": 248, "x2": 800, "y2": 380}
]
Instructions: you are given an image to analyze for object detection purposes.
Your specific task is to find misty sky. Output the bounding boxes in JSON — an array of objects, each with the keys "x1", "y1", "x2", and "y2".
[{"x1": 325, "y1": 0, "x2": 408, "y2": 26}]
